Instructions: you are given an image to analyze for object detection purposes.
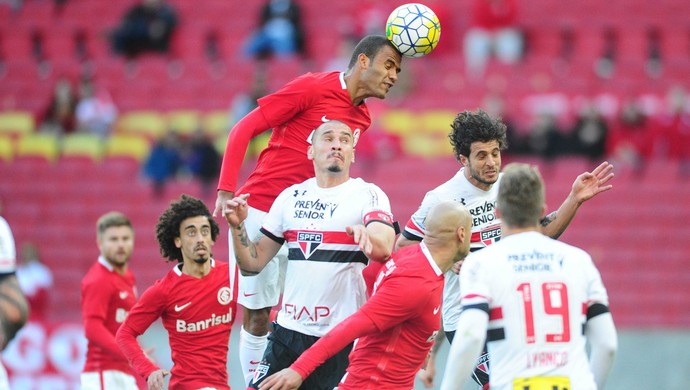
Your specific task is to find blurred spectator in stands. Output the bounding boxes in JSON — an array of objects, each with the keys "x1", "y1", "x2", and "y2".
[
  {"x1": 570, "y1": 103, "x2": 609, "y2": 162},
  {"x1": 244, "y1": 0, "x2": 306, "y2": 61},
  {"x1": 322, "y1": 35, "x2": 358, "y2": 72},
  {"x1": 464, "y1": 0, "x2": 523, "y2": 78},
  {"x1": 526, "y1": 112, "x2": 565, "y2": 161},
  {"x1": 185, "y1": 129, "x2": 221, "y2": 197},
  {"x1": 645, "y1": 26, "x2": 662, "y2": 78},
  {"x1": 483, "y1": 91, "x2": 528, "y2": 156},
  {"x1": 230, "y1": 68, "x2": 268, "y2": 126},
  {"x1": 39, "y1": 77, "x2": 77, "y2": 136},
  {"x1": 76, "y1": 77, "x2": 118, "y2": 139},
  {"x1": 16, "y1": 242, "x2": 53, "y2": 322},
  {"x1": 595, "y1": 26, "x2": 617, "y2": 79},
  {"x1": 111, "y1": 0, "x2": 178, "y2": 58},
  {"x1": 143, "y1": 131, "x2": 181, "y2": 198},
  {"x1": 657, "y1": 85, "x2": 690, "y2": 175},
  {"x1": 607, "y1": 99, "x2": 652, "y2": 173}
]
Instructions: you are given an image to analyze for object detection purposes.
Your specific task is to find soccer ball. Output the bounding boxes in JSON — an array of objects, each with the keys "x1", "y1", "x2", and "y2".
[{"x1": 385, "y1": 3, "x2": 441, "y2": 58}]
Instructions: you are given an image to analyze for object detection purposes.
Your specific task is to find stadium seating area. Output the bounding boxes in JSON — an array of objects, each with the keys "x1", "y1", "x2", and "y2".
[{"x1": 1, "y1": 0, "x2": 689, "y2": 327}]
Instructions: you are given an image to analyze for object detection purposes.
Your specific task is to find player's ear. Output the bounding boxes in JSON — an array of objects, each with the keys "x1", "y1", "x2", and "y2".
[
  {"x1": 174, "y1": 237, "x2": 182, "y2": 248},
  {"x1": 307, "y1": 145, "x2": 314, "y2": 160},
  {"x1": 358, "y1": 53, "x2": 370, "y2": 69},
  {"x1": 456, "y1": 225, "x2": 466, "y2": 242},
  {"x1": 459, "y1": 154, "x2": 469, "y2": 167}
]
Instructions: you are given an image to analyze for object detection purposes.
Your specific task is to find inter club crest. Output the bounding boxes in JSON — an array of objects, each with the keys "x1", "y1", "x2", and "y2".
[{"x1": 297, "y1": 231, "x2": 323, "y2": 259}]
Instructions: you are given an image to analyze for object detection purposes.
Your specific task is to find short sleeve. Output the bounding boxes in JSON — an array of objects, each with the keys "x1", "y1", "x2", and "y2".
[
  {"x1": 405, "y1": 191, "x2": 442, "y2": 238},
  {"x1": 261, "y1": 185, "x2": 295, "y2": 239},
  {"x1": 362, "y1": 183, "x2": 393, "y2": 218},
  {"x1": 257, "y1": 74, "x2": 319, "y2": 129},
  {"x1": 459, "y1": 252, "x2": 491, "y2": 310},
  {"x1": 585, "y1": 256, "x2": 609, "y2": 307}
]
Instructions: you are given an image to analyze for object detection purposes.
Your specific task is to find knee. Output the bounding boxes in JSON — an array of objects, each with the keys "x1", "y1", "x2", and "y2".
[{"x1": 243, "y1": 307, "x2": 271, "y2": 335}]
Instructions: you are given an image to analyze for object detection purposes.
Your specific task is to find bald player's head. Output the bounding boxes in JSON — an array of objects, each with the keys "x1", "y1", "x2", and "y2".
[{"x1": 424, "y1": 201, "x2": 472, "y2": 262}]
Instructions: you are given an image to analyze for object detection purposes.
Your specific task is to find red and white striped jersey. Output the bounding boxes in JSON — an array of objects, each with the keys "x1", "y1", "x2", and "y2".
[
  {"x1": 261, "y1": 177, "x2": 393, "y2": 337},
  {"x1": 403, "y1": 168, "x2": 503, "y2": 331}
]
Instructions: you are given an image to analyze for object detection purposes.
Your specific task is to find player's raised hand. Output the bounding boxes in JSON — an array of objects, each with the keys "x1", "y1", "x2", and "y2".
[
  {"x1": 346, "y1": 224, "x2": 374, "y2": 255},
  {"x1": 147, "y1": 369, "x2": 169, "y2": 390},
  {"x1": 571, "y1": 161, "x2": 614, "y2": 204},
  {"x1": 258, "y1": 367, "x2": 303, "y2": 390},
  {"x1": 223, "y1": 194, "x2": 250, "y2": 228},
  {"x1": 213, "y1": 189, "x2": 235, "y2": 218}
]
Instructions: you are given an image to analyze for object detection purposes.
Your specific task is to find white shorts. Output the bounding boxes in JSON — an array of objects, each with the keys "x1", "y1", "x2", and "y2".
[
  {"x1": 81, "y1": 370, "x2": 138, "y2": 390},
  {"x1": 231, "y1": 206, "x2": 288, "y2": 310}
]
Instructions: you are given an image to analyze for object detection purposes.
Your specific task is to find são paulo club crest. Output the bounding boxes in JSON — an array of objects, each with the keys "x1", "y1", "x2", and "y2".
[
  {"x1": 297, "y1": 231, "x2": 323, "y2": 259},
  {"x1": 480, "y1": 224, "x2": 501, "y2": 246}
]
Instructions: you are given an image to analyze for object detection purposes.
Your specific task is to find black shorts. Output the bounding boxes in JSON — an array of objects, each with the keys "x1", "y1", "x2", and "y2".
[
  {"x1": 446, "y1": 329, "x2": 490, "y2": 387},
  {"x1": 249, "y1": 322, "x2": 353, "y2": 390}
]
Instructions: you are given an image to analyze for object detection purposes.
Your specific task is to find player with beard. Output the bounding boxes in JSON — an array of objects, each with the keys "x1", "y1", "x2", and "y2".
[
  {"x1": 224, "y1": 120, "x2": 396, "y2": 390},
  {"x1": 397, "y1": 110, "x2": 614, "y2": 388},
  {"x1": 440, "y1": 163, "x2": 617, "y2": 390},
  {"x1": 117, "y1": 195, "x2": 236, "y2": 390},
  {"x1": 81, "y1": 212, "x2": 139, "y2": 389}
]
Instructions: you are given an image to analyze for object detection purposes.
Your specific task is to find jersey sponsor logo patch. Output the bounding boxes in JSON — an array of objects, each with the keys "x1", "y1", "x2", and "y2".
[
  {"x1": 297, "y1": 231, "x2": 323, "y2": 258},
  {"x1": 174, "y1": 302, "x2": 192, "y2": 312},
  {"x1": 217, "y1": 287, "x2": 232, "y2": 305}
]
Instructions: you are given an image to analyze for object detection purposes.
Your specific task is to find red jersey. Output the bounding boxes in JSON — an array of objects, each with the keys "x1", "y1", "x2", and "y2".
[
  {"x1": 219, "y1": 71, "x2": 371, "y2": 212},
  {"x1": 116, "y1": 260, "x2": 236, "y2": 390},
  {"x1": 81, "y1": 257, "x2": 137, "y2": 374},
  {"x1": 291, "y1": 243, "x2": 443, "y2": 389}
]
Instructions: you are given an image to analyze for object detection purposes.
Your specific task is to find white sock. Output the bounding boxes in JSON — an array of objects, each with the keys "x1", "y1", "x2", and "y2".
[{"x1": 239, "y1": 326, "x2": 269, "y2": 386}]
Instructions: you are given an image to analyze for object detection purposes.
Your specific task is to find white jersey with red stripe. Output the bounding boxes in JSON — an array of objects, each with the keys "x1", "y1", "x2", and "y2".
[
  {"x1": 261, "y1": 177, "x2": 393, "y2": 337},
  {"x1": 460, "y1": 232, "x2": 609, "y2": 390},
  {"x1": 403, "y1": 168, "x2": 502, "y2": 331}
]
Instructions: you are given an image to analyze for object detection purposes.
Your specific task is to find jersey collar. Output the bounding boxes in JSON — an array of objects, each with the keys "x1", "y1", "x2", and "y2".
[
  {"x1": 339, "y1": 72, "x2": 346, "y2": 89},
  {"x1": 420, "y1": 242, "x2": 443, "y2": 276},
  {"x1": 173, "y1": 258, "x2": 216, "y2": 276}
]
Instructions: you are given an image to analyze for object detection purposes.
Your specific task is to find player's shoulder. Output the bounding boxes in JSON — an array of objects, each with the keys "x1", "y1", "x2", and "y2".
[{"x1": 292, "y1": 71, "x2": 339, "y2": 89}]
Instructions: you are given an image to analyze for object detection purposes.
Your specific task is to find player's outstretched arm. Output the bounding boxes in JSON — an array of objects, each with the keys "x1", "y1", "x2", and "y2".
[
  {"x1": 260, "y1": 311, "x2": 377, "y2": 389},
  {"x1": 225, "y1": 194, "x2": 282, "y2": 275},
  {"x1": 215, "y1": 107, "x2": 271, "y2": 217},
  {"x1": 346, "y1": 222, "x2": 395, "y2": 263},
  {"x1": 541, "y1": 161, "x2": 614, "y2": 239}
]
